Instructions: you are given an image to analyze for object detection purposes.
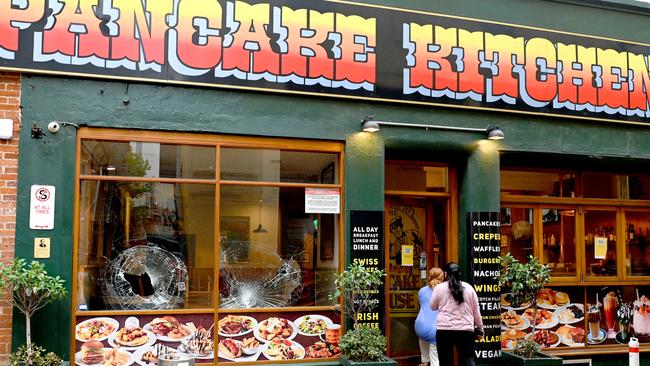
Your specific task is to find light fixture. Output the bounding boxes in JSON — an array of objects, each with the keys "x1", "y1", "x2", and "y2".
[
  {"x1": 253, "y1": 199, "x2": 267, "y2": 233},
  {"x1": 106, "y1": 165, "x2": 116, "y2": 171},
  {"x1": 361, "y1": 116, "x2": 505, "y2": 140},
  {"x1": 487, "y1": 125, "x2": 505, "y2": 140}
]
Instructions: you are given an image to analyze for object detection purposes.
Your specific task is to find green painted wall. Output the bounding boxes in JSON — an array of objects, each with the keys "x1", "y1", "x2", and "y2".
[
  {"x1": 458, "y1": 143, "x2": 502, "y2": 280},
  {"x1": 14, "y1": 1, "x2": 650, "y2": 365},
  {"x1": 14, "y1": 125, "x2": 75, "y2": 357}
]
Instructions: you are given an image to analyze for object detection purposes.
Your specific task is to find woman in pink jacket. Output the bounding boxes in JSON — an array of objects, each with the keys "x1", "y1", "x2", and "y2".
[{"x1": 430, "y1": 262, "x2": 484, "y2": 366}]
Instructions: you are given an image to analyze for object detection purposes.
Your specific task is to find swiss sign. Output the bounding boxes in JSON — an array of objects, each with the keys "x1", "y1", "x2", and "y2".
[{"x1": 29, "y1": 185, "x2": 55, "y2": 230}]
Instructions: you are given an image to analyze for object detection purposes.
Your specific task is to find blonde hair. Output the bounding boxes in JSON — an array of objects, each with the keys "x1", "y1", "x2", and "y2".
[{"x1": 428, "y1": 267, "x2": 444, "y2": 288}]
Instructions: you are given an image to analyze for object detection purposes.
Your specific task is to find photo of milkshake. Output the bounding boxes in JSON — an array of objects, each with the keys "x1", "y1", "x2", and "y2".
[
  {"x1": 633, "y1": 295, "x2": 650, "y2": 336},
  {"x1": 587, "y1": 304, "x2": 602, "y2": 342},
  {"x1": 603, "y1": 291, "x2": 618, "y2": 339},
  {"x1": 617, "y1": 303, "x2": 633, "y2": 344}
]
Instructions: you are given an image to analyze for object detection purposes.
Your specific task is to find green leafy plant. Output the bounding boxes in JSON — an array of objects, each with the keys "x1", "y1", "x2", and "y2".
[
  {"x1": 498, "y1": 253, "x2": 551, "y2": 358},
  {"x1": 330, "y1": 263, "x2": 386, "y2": 362},
  {"x1": 338, "y1": 326, "x2": 386, "y2": 362},
  {"x1": 10, "y1": 345, "x2": 62, "y2": 366},
  {"x1": 0, "y1": 259, "x2": 67, "y2": 365}
]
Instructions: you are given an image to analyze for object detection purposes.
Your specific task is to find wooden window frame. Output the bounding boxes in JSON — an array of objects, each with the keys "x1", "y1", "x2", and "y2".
[{"x1": 72, "y1": 127, "x2": 345, "y2": 361}]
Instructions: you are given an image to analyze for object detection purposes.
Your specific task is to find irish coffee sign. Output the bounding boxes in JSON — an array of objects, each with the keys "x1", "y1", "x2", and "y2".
[{"x1": 2, "y1": 0, "x2": 650, "y2": 124}]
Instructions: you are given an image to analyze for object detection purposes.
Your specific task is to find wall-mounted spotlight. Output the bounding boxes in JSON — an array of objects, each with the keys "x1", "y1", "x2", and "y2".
[{"x1": 361, "y1": 116, "x2": 505, "y2": 140}]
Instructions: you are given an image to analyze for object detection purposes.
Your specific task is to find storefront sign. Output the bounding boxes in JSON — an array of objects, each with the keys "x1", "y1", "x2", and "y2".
[
  {"x1": 29, "y1": 184, "x2": 55, "y2": 230},
  {"x1": 350, "y1": 210, "x2": 385, "y2": 332},
  {"x1": 2, "y1": 1, "x2": 650, "y2": 124},
  {"x1": 467, "y1": 212, "x2": 501, "y2": 360},
  {"x1": 305, "y1": 188, "x2": 340, "y2": 214}
]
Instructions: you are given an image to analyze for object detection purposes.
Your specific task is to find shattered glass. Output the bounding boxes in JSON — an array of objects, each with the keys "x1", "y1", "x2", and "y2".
[
  {"x1": 103, "y1": 246, "x2": 188, "y2": 310},
  {"x1": 219, "y1": 240, "x2": 303, "y2": 308}
]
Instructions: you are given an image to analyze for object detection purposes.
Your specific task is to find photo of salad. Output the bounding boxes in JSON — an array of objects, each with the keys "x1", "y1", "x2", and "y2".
[{"x1": 294, "y1": 315, "x2": 332, "y2": 336}]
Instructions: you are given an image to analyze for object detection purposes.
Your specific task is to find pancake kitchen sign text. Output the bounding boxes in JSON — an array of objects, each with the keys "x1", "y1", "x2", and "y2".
[{"x1": 2, "y1": 0, "x2": 650, "y2": 124}]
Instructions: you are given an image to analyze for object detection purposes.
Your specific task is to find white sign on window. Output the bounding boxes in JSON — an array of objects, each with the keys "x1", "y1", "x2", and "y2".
[
  {"x1": 305, "y1": 188, "x2": 340, "y2": 214},
  {"x1": 29, "y1": 185, "x2": 55, "y2": 230}
]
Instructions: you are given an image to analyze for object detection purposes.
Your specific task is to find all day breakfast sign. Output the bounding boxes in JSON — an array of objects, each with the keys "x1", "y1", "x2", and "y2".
[{"x1": 2, "y1": 0, "x2": 650, "y2": 124}]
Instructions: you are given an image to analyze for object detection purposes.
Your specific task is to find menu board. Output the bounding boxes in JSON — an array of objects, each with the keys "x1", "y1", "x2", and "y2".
[
  {"x1": 216, "y1": 310, "x2": 341, "y2": 362},
  {"x1": 350, "y1": 210, "x2": 386, "y2": 332},
  {"x1": 74, "y1": 313, "x2": 214, "y2": 365},
  {"x1": 467, "y1": 212, "x2": 501, "y2": 360},
  {"x1": 500, "y1": 286, "x2": 586, "y2": 350}
]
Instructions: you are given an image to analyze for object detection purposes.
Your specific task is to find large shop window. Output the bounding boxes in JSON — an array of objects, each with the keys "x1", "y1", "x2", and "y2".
[
  {"x1": 500, "y1": 168, "x2": 650, "y2": 356},
  {"x1": 74, "y1": 130, "x2": 343, "y2": 363}
]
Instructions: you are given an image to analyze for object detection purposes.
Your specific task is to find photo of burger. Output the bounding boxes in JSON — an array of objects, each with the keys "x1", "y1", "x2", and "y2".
[
  {"x1": 145, "y1": 316, "x2": 191, "y2": 342},
  {"x1": 79, "y1": 340, "x2": 105, "y2": 365}
]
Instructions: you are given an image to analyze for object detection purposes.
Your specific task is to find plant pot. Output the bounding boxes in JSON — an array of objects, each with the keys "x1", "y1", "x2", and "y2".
[
  {"x1": 501, "y1": 351, "x2": 563, "y2": 366},
  {"x1": 339, "y1": 355, "x2": 397, "y2": 366}
]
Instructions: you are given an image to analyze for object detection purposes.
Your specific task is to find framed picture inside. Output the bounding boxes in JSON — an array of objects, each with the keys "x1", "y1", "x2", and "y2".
[
  {"x1": 501, "y1": 208, "x2": 512, "y2": 226},
  {"x1": 220, "y1": 216, "x2": 250, "y2": 262},
  {"x1": 320, "y1": 162, "x2": 335, "y2": 184}
]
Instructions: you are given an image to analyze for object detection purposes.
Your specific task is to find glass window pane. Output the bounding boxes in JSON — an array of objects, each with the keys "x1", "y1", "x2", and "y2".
[
  {"x1": 81, "y1": 140, "x2": 216, "y2": 179},
  {"x1": 542, "y1": 208, "x2": 577, "y2": 277},
  {"x1": 219, "y1": 185, "x2": 339, "y2": 308},
  {"x1": 625, "y1": 211, "x2": 650, "y2": 276},
  {"x1": 500, "y1": 207, "x2": 534, "y2": 262},
  {"x1": 220, "y1": 148, "x2": 338, "y2": 184},
  {"x1": 501, "y1": 171, "x2": 566, "y2": 197},
  {"x1": 584, "y1": 210, "x2": 618, "y2": 278},
  {"x1": 385, "y1": 163, "x2": 448, "y2": 192},
  {"x1": 77, "y1": 180, "x2": 215, "y2": 310}
]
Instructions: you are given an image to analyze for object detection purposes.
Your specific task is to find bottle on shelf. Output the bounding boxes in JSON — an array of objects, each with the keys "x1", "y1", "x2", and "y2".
[{"x1": 629, "y1": 223, "x2": 635, "y2": 240}]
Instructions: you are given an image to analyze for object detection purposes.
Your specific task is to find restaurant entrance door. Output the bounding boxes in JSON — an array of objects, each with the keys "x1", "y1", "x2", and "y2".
[{"x1": 385, "y1": 195, "x2": 449, "y2": 361}]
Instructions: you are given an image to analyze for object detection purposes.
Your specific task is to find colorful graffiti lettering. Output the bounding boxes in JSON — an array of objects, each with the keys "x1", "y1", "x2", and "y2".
[
  {"x1": 1, "y1": 0, "x2": 376, "y2": 91},
  {"x1": 1, "y1": 0, "x2": 650, "y2": 123},
  {"x1": 403, "y1": 22, "x2": 650, "y2": 118}
]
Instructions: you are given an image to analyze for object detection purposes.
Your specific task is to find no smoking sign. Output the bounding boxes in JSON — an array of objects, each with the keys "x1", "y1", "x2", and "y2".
[{"x1": 29, "y1": 185, "x2": 55, "y2": 230}]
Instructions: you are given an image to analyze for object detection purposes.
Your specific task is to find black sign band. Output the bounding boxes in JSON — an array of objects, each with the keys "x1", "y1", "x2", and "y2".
[
  {"x1": 468, "y1": 211, "x2": 502, "y2": 360},
  {"x1": 1, "y1": 1, "x2": 650, "y2": 124}
]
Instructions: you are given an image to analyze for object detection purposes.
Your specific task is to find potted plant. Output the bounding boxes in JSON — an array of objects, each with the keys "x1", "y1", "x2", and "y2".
[
  {"x1": 330, "y1": 263, "x2": 396, "y2": 366},
  {"x1": 498, "y1": 254, "x2": 562, "y2": 366},
  {"x1": 0, "y1": 259, "x2": 67, "y2": 365}
]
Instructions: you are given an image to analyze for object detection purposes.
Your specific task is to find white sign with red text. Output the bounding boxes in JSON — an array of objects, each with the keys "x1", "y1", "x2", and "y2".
[
  {"x1": 29, "y1": 185, "x2": 55, "y2": 230},
  {"x1": 305, "y1": 188, "x2": 340, "y2": 214}
]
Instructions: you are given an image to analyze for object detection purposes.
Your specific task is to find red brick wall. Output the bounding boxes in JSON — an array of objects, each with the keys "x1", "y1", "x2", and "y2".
[{"x1": 0, "y1": 72, "x2": 20, "y2": 361}]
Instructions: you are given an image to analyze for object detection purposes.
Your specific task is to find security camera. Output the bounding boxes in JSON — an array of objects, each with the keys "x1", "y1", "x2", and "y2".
[{"x1": 47, "y1": 121, "x2": 60, "y2": 133}]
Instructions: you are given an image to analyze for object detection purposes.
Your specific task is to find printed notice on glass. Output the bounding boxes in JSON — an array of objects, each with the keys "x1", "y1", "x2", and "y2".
[
  {"x1": 29, "y1": 185, "x2": 55, "y2": 230},
  {"x1": 594, "y1": 236, "x2": 608, "y2": 259},
  {"x1": 402, "y1": 245, "x2": 414, "y2": 266},
  {"x1": 305, "y1": 188, "x2": 340, "y2": 214}
]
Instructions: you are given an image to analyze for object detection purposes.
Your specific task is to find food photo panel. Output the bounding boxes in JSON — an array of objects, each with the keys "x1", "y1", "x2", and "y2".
[
  {"x1": 217, "y1": 310, "x2": 341, "y2": 363},
  {"x1": 586, "y1": 285, "x2": 650, "y2": 346},
  {"x1": 75, "y1": 313, "x2": 214, "y2": 365},
  {"x1": 501, "y1": 286, "x2": 585, "y2": 350}
]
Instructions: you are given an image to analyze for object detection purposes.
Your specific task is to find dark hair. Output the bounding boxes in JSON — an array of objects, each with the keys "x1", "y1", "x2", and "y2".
[{"x1": 445, "y1": 262, "x2": 464, "y2": 305}]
